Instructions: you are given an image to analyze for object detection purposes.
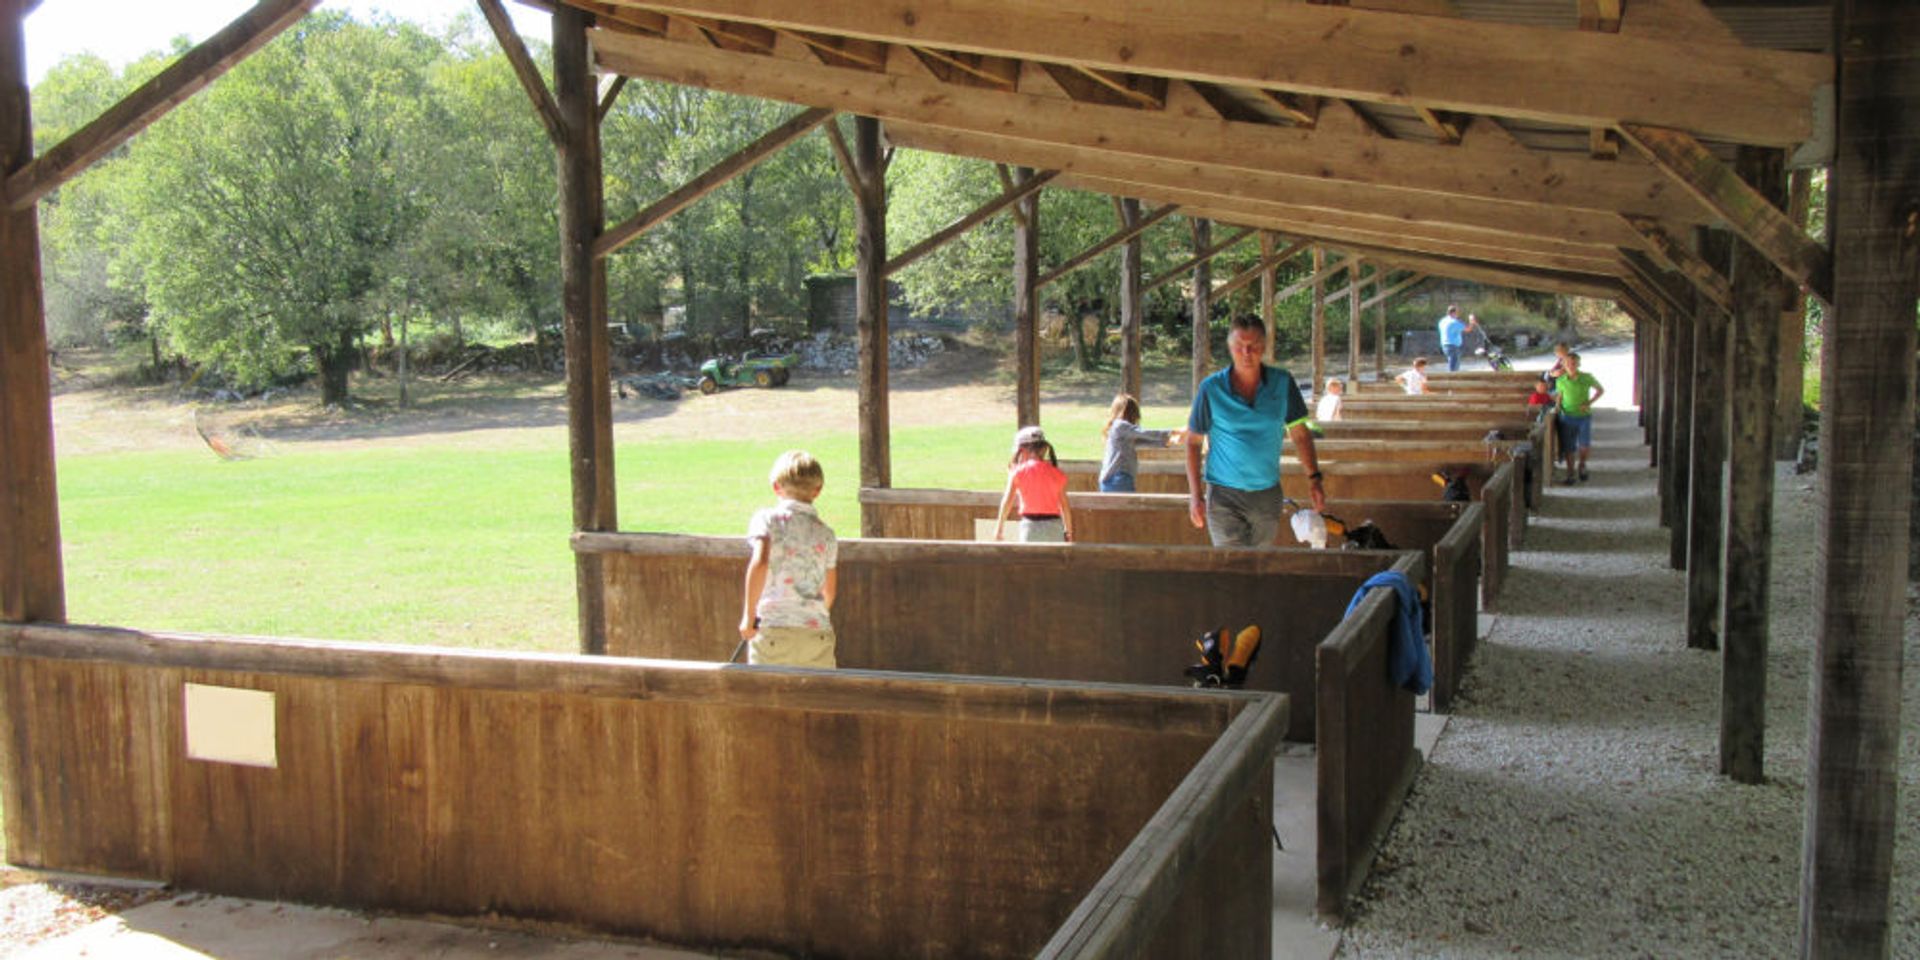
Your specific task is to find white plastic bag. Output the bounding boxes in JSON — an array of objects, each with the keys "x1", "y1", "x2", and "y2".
[{"x1": 1290, "y1": 509, "x2": 1329, "y2": 549}]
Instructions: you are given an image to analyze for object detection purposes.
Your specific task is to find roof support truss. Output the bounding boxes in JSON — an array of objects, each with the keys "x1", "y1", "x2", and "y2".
[{"x1": 6, "y1": 0, "x2": 319, "y2": 211}]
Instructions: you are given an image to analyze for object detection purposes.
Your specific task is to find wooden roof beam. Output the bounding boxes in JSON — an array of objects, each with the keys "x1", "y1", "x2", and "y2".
[
  {"x1": 1620, "y1": 247, "x2": 1697, "y2": 317},
  {"x1": 1039, "y1": 63, "x2": 1166, "y2": 110},
  {"x1": 595, "y1": 107, "x2": 834, "y2": 258},
  {"x1": 1061, "y1": 174, "x2": 1627, "y2": 276},
  {"x1": 1284, "y1": 241, "x2": 1624, "y2": 300},
  {"x1": 591, "y1": 30, "x2": 1701, "y2": 222},
  {"x1": 1619, "y1": 123, "x2": 1834, "y2": 306},
  {"x1": 1035, "y1": 203, "x2": 1182, "y2": 289},
  {"x1": 883, "y1": 122, "x2": 1650, "y2": 250},
  {"x1": 7, "y1": 0, "x2": 319, "y2": 211},
  {"x1": 1362, "y1": 271, "x2": 1429, "y2": 310},
  {"x1": 626, "y1": 0, "x2": 1828, "y2": 145},
  {"x1": 778, "y1": 29, "x2": 888, "y2": 70},
  {"x1": 884, "y1": 168, "x2": 1058, "y2": 275},
  {"x1": 1255, "y1": 89, "x2": 1319, "y2": 127},
  {"x1": 1623, "y1": 216, "x2": 1733, "y2": 313}
]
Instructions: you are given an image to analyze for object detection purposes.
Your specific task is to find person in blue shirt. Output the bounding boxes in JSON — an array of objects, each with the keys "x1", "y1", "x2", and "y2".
[
  {"x1": 1185, "y1": 315, "x2": 1326, "y2": 546},
  {"x1": 1435, "y1": 304, "x2": 1480, "y2": 372}
]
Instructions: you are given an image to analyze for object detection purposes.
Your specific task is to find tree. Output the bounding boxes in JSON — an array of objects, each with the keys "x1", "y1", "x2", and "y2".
[{"x1": 124, "y1": 14, "x2": 437, "y2": 404}]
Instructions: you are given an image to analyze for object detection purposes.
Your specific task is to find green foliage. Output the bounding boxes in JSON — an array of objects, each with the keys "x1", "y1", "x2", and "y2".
[{"x1": 122, "y1": 14, "x2": 438, "y2": 401}]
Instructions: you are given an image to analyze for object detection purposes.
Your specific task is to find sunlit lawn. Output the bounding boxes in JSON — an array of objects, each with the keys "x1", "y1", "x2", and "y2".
[{"x1": 56, "y1": 398, "x2": 1191, "y2": 652}]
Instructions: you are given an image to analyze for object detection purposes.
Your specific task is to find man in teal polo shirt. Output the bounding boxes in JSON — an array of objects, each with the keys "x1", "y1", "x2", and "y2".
[{"x1": 1185, "y1": 315, "x2": 1326, "y2": 546}]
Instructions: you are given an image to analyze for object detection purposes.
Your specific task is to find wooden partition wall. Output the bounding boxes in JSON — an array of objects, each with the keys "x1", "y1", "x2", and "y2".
[
  {"x1": 580, "y1": 532, "x2": 1408, "y2": 743},
  {"x1": 857, "y1": 488, "x2": 1484, "y2": 711},
  {"x1": 1054, "y1": 460, "x2": 1517, "y2": 603},
  {"x1": 576, "y1": 532, "x2": 1422, "y2": 919},
  {"x1": 1317, "y1": 583, "x2": 1419, "y2": 917},
  {"x1": 0, "y1": 623, "x2": 1283, "y2": 959}
]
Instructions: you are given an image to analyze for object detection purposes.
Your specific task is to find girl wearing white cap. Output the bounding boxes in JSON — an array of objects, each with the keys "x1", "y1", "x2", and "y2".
[{"x1": 991, "y1": 425, "x2": 1075, "y2": 542}]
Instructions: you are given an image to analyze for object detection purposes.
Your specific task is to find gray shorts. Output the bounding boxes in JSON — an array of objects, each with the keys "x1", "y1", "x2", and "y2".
[
  {"x1": 1206, "y1": 483, "x2": 1284, "y2": 547},
  {"x1": 1018, "y1": 517, "x2": 1067, "y2": 542}
]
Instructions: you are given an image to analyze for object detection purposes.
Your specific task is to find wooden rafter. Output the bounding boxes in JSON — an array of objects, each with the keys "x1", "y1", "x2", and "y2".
[
  {"x1": 480, "y1": 0, "x2": 565, "y2": 147},
  {"x1": 1263, "y1": 246, "x2": 1344, "y2": 302},
  {"x1": 909, "y1": 47, "x2": 1019, "y2": 89},
  {"x1": 1618, "y1": 123, "x2": 1834, "y2": 305},
  {"x1": 1063, "y1": 173, "x2": 1626, "y2": 276},
  {"x1": 572, "y1": 1, "x2": 669, "y2": 35},
  {"x1": 884, "y1": 169, "x2": 1057, "y2": 275},
  {"x1": 595, "y1": 107, "x2": 835, "y2": 258},
  {"x1": 1589, "y1": 127, "x2": 1620, "y2": 159},
  {"x1": 1039, "y1": 63, "x2": 1165, "y2": 110},
  {"x1": 1341, "y1": 100, "x2": 1393, "y2": 139},
  {"x1": 678, "y1": 13, "x2": 776, "y2": 54},
  {"x1": 1619, "y1": 247, "x2": 1697, "y2": 316},
  {"x1": 6, "y1": 0, "x2": 319, "y2": 211},
  {"x1": 1314, "y1": 242, "x2": 1621, "y2": 300},
  {"x1": 1188, "y1": 82, "x2": 1268, "y2": 124},
  {"x1": 1414, "y1": 106, "x2": 1461, "y2": 145},
  {"x1": 590, "y1": 30, "x2": 1703, "y2": 223},
  {"x1": 882, "y1": 122, "x2": 1649, "y2": 250},
  {"x1": 779, "y1": 29, "x2": 888, "y2": 71},
  {"x1": 1254, "y1": 89, "x2": 1319, "y2": 127},
  {"x1": 623, "y1": 0, "x2": 1827, "y2": 144},
  {"x1": 1143, "y1": 225, "x2": 1258, "y2": 294},
  {"x1": 1623, "y1": 215, "x2": 1732, "y2": 311},
  {"x1": 1036, "y1": 204, "x2": 1182, "y2": 289}
]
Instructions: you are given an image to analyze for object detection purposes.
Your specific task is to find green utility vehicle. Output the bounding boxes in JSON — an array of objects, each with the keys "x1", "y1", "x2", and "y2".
[{"x1": 696, "y1": 354, "x2": 795, "y2": 393}]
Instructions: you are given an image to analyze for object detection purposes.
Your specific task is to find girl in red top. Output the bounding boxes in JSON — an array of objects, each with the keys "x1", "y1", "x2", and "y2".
[{"x1": 991, "y1": 425, "x2": 1075, "y2": 542}]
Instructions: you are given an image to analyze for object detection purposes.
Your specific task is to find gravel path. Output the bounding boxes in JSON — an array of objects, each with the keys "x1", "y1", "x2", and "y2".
[{"x1": 1340, "y1": 352, "x2": 1918, "y2": 957}]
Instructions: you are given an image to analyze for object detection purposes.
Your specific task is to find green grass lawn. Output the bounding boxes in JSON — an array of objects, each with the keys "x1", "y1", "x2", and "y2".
[{"x1": 57, "y1": 399, "x2": 1191, "y2": 652}]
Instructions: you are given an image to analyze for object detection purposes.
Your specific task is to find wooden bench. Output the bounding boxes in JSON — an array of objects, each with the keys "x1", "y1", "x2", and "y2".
[
  {"x1": 577, "y1": 533, "x2": 1424, "y2": 918},
  {"x1": 859, "y1": 487, "x2": 1484, "y2": 711},
  {"x1": 0, "y1": 623, "x2": 1284, "y2": 959}
]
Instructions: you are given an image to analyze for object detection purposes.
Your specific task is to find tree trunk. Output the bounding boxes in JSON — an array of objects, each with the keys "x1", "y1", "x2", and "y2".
[
  {"x1": 1069, "y1": 302, "x2": 1090, "y2": 371},
  {"x1": 316, "y1": 329, "x2": 354, "y2": 406}
]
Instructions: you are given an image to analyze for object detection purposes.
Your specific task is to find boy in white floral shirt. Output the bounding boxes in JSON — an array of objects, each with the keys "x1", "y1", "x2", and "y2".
[{"x1": 739, "y1": 450, "x2": 839, "y2": 667}]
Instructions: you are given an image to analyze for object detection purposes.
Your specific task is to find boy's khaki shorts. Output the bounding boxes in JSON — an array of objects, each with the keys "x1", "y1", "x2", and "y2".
[{"x1": 748, "y1": 626, "x2": 837, "y2": 668}]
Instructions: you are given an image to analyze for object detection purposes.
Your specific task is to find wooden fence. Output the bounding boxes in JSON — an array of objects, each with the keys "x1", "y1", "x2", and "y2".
[{"x1": 0, "y1": 623, "x2": 1283, "y2": 958}]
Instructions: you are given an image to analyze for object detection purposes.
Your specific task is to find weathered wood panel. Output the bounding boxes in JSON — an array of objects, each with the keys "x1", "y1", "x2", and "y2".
[
  {"x1": 859, "y1": 488, "x2": 1484, "y2": 714},
  {"x1": 588, "y1": 532, "x2": 1409, "y2": 743},
  {"x1": 1316, "y1": 586, "x2": 1417, "y2": 919},
  {"x1": 0, "y1": 624, "x2": 1276, "y2": 958}
]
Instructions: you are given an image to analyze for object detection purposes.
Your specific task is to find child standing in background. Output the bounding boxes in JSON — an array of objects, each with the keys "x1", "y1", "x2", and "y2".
[
  {"x1": 1396, "y1": 357, "x2": 1431, "y2": 395},
  {"x1": 739, "y1": 450, "x2": 838, "y2": 667},
  {"x1": 1098, "y1": 393, "x2": 1182, "y2": 493},
  {"x1": 1316, "y1": 377, "x2": 1345, "y2": 422},
  {"x1": 993, "y1": 426, "x2": 1074, "y2": 542}
]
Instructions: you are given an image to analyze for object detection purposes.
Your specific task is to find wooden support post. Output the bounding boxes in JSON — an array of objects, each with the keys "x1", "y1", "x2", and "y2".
[
  {"x1": 1119, "y1": 197, "x2": 1144, "y2": 402},
  {"x1": 1666, "y1": 292, "x2": 1694, "y2": 566},
  {"x1": 1776, "y1": 168, "x2": 1812, "y2": 460},
  {"x1": 0, "y1": 8, "x2": 64, "y2": 624},
  {"x1": 1191, "y1": 217, "x2": 1212, "y2": 393},
  {"x1": 1801, "y1": 3, "x2": 1918, "y2": 952},
  {"x1": 1311, "y1": 247, "x2": 1327, "y2": 392},
  {"x1": 1143, "y1": 225, "x2": 1253, "y2": 296},
  {"x1": 1685, "y1": 229, "x2": 1732, "y2": 650},
  {"x1": 853, "y1": 116, "x2": 891, "y2": 536},
  {"x1": 554, "y1": 8, "x2": 614, "y2": 655},
  {"x1": 1374, "y1": 268, "x2": 1386, "y2": 379},
  {"x1": 1347, "y1": 258, "x2": 1364, "y2": 383},
  {"x1": 1013, "y1": 166, "x2": 1041, "y2": 428},
  {"x1": 1645, "y1": 310, "x2": 1663, "y2": 462},
  {"x1": 1721, "y1": 147, "x2": 1790, "y2": 785},
  {"x1": 482, "y1": 0, "x2": 565, "y2": 147},
  {"x1": 1259, "y1": 232, "x2": 1278, "y2": 363}
]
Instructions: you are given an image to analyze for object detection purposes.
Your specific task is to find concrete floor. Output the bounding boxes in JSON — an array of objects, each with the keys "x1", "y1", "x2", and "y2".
[{"x1": 13, "y1": 894, "x2": 718, "y2": 960}]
